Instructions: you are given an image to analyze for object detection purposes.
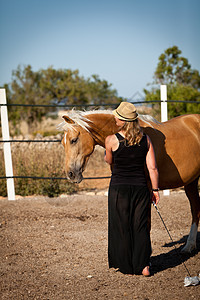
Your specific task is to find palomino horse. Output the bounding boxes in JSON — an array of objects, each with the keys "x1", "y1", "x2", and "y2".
[{"x1": 59, "y1": 110, "x2": 200, "y2": 253}]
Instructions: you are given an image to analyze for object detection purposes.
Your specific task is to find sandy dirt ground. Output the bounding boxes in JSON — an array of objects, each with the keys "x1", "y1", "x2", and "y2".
[{"x1": 0, "y1": 190, "x2": 200, "y2": 300}]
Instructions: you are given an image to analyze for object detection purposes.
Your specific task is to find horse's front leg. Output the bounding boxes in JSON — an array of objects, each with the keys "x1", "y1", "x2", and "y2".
[{"x1": 182, "y1": 177, "x2": 200, "y2": 253}]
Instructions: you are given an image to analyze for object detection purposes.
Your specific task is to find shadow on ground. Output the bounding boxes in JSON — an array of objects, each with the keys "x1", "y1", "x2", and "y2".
[{"x1": 151, "y1": 232, "x2": 200, "y2": 275}]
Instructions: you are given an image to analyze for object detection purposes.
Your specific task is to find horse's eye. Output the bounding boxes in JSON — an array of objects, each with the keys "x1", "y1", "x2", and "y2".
[{"x1": 70, "y1": 137, "x2": 78, "y2": 144}]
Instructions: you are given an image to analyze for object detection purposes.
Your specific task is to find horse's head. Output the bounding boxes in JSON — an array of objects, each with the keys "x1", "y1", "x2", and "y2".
[{"x1": 61, "y1": 115, "x2": 95, "y2": 183}]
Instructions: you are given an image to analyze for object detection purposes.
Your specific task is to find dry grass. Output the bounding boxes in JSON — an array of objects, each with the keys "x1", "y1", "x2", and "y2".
[
  {"x1": 0, "y1": 141, "x2": 110, "y2": 197},
  {"x1": 0, "y1": 140, "x2": 77, "y2": 197}
]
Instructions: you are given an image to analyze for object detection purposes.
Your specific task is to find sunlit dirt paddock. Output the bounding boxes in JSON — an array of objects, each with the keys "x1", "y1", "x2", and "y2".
[{"x1": 0, "y1": 190, "x2": 200, "y2": 300}]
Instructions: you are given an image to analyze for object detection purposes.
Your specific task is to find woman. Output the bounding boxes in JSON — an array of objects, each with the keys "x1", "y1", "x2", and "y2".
[{"x1": 104, "y1": 102, "x2": 159, "y2": 277}]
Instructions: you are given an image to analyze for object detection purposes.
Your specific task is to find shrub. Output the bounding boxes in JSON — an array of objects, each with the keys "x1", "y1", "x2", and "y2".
[{"x1": 0, "y1": 143, "x2": 78, "y2": 197}]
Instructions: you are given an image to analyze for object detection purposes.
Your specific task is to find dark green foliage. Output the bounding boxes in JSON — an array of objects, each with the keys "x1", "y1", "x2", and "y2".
[
  {"x1": 4, "y1": 65, "x2": 122, "y2": 133},
  {"x1": 144, "y1": 46, "x2": 200, "y2": 118}
]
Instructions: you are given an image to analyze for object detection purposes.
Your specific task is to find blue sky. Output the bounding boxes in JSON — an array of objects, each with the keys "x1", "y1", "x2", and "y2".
[{"x1": 0, "y1": 0, "x2": 199, "y2": 99}]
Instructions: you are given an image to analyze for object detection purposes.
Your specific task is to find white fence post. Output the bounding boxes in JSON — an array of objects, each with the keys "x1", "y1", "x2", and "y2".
[
  {"x1": 161, "y1": 85, "x2": 168, "y2": 122},
  {"x1": 0, "y1": 88, "x2": 15, "y2": 200},
  {"x1": 160, "y1": 85, "x2": 170, "y2": 196}
]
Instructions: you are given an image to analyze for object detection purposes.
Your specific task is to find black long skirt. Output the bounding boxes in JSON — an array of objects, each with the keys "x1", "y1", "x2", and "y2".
[{"x1": 108, "y1": 185, "x2": 151, "y2": 275}]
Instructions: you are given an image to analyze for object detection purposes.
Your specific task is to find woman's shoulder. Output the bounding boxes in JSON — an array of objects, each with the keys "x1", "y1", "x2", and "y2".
[{"x1": 105, "y1": 134, "x2": 117, "y2": 145}]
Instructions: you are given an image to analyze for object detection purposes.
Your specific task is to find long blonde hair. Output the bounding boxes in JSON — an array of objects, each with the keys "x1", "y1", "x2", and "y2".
[{"x1": 122, "y1": 119, "x2": 143, "y2": 146}]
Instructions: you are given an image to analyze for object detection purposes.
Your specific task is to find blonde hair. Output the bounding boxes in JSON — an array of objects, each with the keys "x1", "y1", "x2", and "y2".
[{"x1": 122, "y1": 119, "x2": 143, "y2": 146}]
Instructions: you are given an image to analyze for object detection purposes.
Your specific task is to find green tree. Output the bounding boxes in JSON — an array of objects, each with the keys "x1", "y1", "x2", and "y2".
[
  {"x1": 5, "y1": 65, "x2": 122, "y2": 133},
  {"x1": 86, "y1": 74, "x2": 121, "y2": 105},
  {"x1": 144, "y1": 46, "x2": 200, "y2": 118},
  {"x1": 39, "y1": 67, "x2": 89, "y2": 105},
  {"x1": 144, "y1": 84, "x2": 200, "y2": 119},
  {"x1": 154, "y1": 46, "x2": 200, "y2": 88},
  {"x1": 9, "y1": 65, "x2": 47, "y2": 128}
]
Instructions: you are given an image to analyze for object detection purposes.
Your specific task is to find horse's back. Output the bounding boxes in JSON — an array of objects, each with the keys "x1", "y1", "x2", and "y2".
[
  {"x1": 166, "y1": 113, "x2": 200, "y2": 130},
  {"x1": 179, "y1": 114, "x2": 200, "y2": 135}
]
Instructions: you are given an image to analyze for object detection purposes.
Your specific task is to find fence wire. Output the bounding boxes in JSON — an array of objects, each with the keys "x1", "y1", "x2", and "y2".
[
  {"x1": 0, "y1": 176, "x2": 111, "y2": 180},
  {"x1": 0, "y1": 139, "x2": 61, "y2": 143},
  {"x1": 0, "y1": 100, "x2": 200, "y2": 108}
]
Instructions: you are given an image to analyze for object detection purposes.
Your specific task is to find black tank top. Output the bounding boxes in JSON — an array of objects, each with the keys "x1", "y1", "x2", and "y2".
[{"x1": 110, "y1": 133, "x2": 148, "y2": 186}]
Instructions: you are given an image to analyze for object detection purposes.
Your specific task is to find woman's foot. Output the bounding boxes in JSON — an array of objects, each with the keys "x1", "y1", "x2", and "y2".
[{"x1": 142, "y1": 266, "x2": 150, "y2": 277}]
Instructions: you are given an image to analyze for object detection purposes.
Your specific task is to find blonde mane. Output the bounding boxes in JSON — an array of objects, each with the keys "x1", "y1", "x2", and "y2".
[
  {"x1": 58, "y1": 110, "x2": 113, "y2": 132},
  {"x1": 58, "y1": 109, "x2": 160, "y2": 131},
  {"x1": 139, "y1": 114, "x2": 160, "y2": 127}
]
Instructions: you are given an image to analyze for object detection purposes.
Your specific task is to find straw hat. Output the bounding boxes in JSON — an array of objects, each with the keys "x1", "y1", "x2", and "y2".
[{"x1": 113, "y1": 102, "x2": 138, "y2": 121}]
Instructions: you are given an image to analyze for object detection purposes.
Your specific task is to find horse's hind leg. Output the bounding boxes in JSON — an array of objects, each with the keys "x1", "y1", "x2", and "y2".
[{"x1": 182, "y1": 177, "x2": 200, "y2": 253}]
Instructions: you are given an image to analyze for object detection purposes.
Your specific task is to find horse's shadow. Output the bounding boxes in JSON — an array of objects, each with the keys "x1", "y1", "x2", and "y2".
[{"x1": 151, "y1": 232, "x2": 200, "y2": 275}]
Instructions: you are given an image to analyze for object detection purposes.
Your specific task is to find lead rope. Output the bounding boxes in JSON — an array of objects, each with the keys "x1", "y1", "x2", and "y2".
[
  {"x1": 153, "y1": 201, "x2": 200, "y2": 286},
  {"x1": 152, "y1": 202, "x2": 191, "y2": 276}
]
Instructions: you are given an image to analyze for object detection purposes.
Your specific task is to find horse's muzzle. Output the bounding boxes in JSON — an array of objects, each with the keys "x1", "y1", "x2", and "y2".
[{"x1": 68, "y1": 170, "x2": 83, "y2": 183}]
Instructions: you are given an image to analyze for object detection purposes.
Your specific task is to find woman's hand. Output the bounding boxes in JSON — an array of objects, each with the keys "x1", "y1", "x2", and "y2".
[{"x1": 151, "y1": 191, "x2": 160, "y2": 205}]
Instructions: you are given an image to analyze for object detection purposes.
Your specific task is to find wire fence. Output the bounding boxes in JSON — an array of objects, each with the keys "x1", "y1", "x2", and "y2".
[
  {"x1": 0, "y1": 100, "x2": 157, "y2": 107},
  {"x1": 0, "y1": 99, "x2": 199, "y2": 182},
  {"x1": 0, "y1": 175, "x2": 111, "y2": 180},
  {"x1": 0, "y1": 99, "x2": 200, "y2": 108},
  {"x1": 0, "y1": 139, "x2": 61, "y2": 143}
]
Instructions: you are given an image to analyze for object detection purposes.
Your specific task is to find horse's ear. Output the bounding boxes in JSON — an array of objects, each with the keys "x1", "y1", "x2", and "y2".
[{"x1": 62, "y1": 115, "x2": 75, "y2": 124}]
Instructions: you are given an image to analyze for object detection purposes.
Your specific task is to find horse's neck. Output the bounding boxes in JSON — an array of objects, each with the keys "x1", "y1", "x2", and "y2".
[
  {"x1": 86, "y1": 113, "x2": 119, "y2": 147},
  {"x1": 85, "y1": 113, "x2": 159, "y2": 147}
]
